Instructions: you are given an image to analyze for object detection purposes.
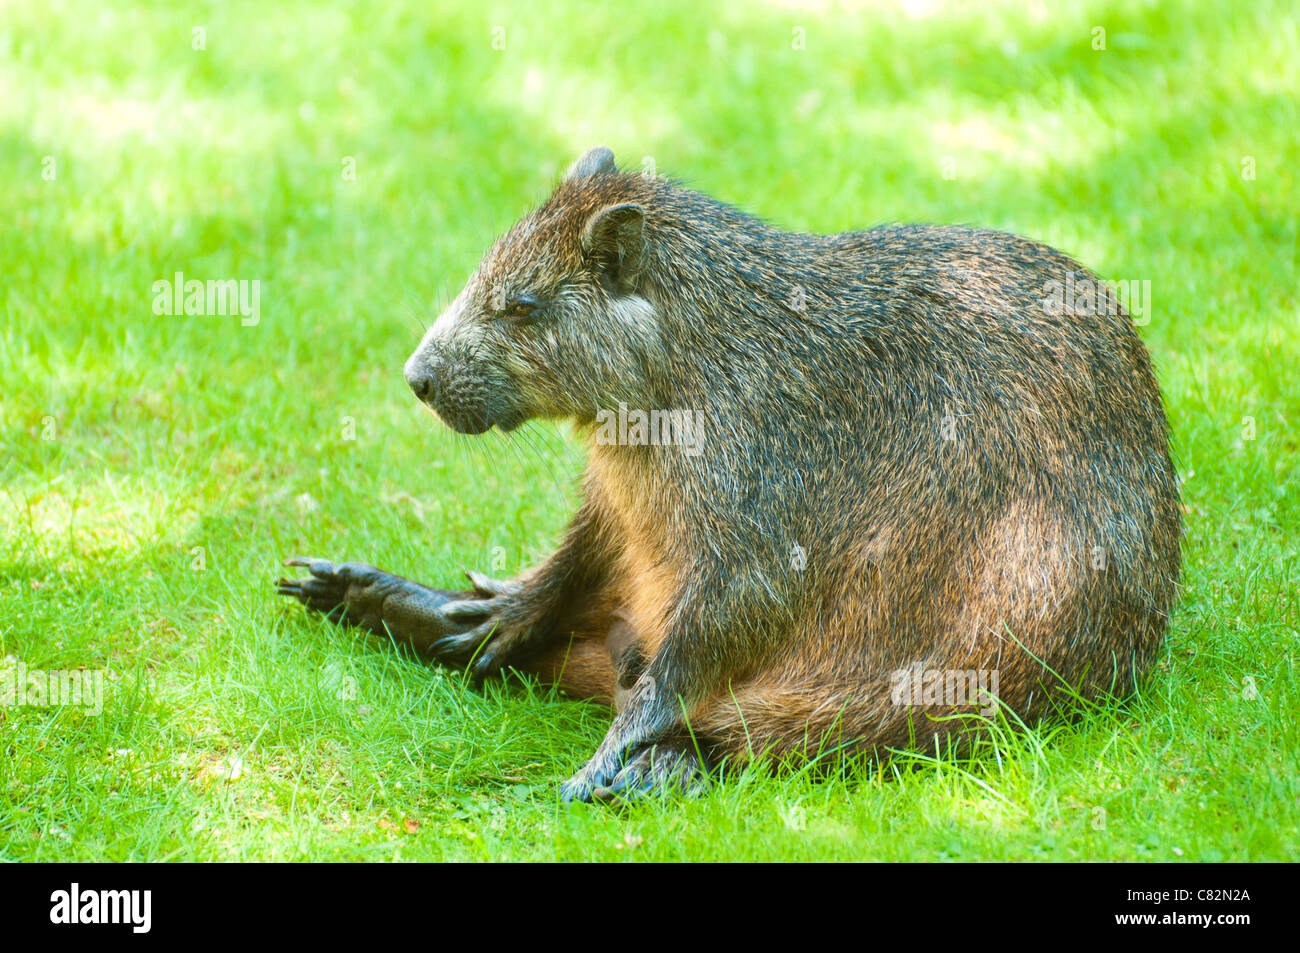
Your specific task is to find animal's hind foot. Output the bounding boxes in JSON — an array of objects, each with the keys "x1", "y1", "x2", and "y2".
[
  {"x1": 276, "y1": 557, "x2": 509, "y2": 666},
  {"x1": 428, "y1": 574, "x2": 527, "y2": 674},
  {"x1": 277, "y1": 558, "x2": 396, "y2": 631}
]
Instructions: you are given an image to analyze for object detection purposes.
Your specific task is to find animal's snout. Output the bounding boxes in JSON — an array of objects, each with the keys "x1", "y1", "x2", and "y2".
[{"x1": 404, "y1": 356, "x2": 440, "y2": 404}]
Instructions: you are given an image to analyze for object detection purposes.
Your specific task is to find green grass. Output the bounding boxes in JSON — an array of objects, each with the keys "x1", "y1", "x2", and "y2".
[{"x1": 2, "y1": 0, "x2": 1297, "y2": 861}]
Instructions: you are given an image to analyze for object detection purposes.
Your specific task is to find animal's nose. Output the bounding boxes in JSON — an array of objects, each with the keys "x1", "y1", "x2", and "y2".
[{"x1": 404, "y1": 359, "x2": 439, "y2": 403}]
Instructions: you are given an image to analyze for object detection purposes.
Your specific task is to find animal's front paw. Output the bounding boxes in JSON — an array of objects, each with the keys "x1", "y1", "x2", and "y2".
[{"x1": 560, "y1": 740, "x2": 710, "y2": 804}]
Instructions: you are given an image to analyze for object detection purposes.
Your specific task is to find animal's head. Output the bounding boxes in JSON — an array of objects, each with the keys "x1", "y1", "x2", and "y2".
[{"x1": 404, "y1": 147, "x2": 661, "y2": 434}]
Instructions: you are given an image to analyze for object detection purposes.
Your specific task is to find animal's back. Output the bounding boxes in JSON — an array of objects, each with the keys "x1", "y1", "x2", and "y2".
[{"x1": 687, "y1": 223, "x2": 1180, "y2": 761}]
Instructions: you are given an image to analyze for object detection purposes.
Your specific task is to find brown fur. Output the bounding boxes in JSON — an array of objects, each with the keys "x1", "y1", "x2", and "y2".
[{"x1": 404, "y1": 146, "x2": 1182, "y2": 772}]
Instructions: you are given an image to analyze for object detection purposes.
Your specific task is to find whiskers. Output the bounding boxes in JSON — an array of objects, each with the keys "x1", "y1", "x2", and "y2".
[
  {"x1": 397, "y1": 275, "x2": 462, "y2": 341},
  {"x1": 397, "y1": 295, "x2": 430, "y2": 340}
]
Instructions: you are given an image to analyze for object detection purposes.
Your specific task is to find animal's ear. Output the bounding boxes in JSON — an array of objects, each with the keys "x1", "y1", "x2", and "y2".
[
  {"x1": 581, "y1": 203, "x2": 644, "y2": 293},
  {"x1": 565, "y1": 146, "x2": 616, "y2": 181}
]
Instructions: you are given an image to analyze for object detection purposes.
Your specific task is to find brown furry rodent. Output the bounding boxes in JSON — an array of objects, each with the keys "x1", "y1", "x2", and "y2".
[{"x1": 279, "y1": 146, "x2": 1181, "y2": 802}]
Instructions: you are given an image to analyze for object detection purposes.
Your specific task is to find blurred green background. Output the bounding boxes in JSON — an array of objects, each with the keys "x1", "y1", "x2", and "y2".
[{"x1": 1, "y1": 0, "x2": 1296, "y2": 860}]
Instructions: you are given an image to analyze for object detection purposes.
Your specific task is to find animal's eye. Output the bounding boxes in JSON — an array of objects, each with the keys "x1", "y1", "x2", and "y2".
[{"x1": 501, "y1": 295, "x2": 542, "y2": 322}]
